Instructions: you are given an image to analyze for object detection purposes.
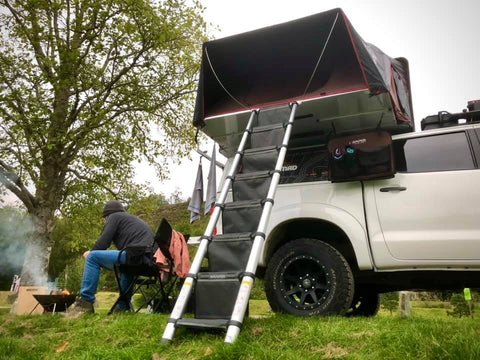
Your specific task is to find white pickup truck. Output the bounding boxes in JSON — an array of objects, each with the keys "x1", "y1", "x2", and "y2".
[
  {"x1": 212, "y1": 113, "x2": 480, "y2": 317},
  {"x1": 253, "y1": 119, "x2": 480, "y2": 316},
  {"x1": 188, "y1": 9, "x2": 480, "y2": 319}
]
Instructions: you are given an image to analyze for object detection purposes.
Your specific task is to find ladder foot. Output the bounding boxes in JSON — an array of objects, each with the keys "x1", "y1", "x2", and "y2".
[
  {"x1": 225, "y1": 325, "x2": 241, "y2": 344},
  {"x1": 160, "y1": 338, "x2": 171, "y2": 345}
]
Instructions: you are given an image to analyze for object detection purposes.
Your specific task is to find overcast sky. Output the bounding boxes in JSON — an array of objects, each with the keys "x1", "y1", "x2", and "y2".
[{"x1": 3, "y1": 0, "x2": 479, "y2": 205}]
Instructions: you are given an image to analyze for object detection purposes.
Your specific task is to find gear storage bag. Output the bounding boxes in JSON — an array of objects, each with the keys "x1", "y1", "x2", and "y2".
[
  {"x1": 250, "y1": 123, "x2": 285, "y2": 149},
  {"x1": 357, "y1": 145, "x2": 392, "y2": 175},
  {"x1": 328, "y1": 131, "x2": 394, "y2": 182},
  {"x1": 233, "y1": 171, "x2": 271, "y2": 201},
  {"x1": 208, "y1": 233, "x2": 253, "y2": 272},
  {"x1": 222, "y1": 200, "x2": 263, "y2": 234},
  {"x1": 195, "y1": 272, "x2": 241, "y2": 319},
  {"x1": 242, "y1": 146, "x2": 279, "y2": 173}
]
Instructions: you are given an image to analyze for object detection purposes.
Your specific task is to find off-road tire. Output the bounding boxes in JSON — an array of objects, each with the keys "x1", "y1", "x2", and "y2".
[
  {"x1": 265, "y1": 238, "x2": 354, "y2": 316},
  {"x1": 346, "y1": 291, "x2": 380, "y2": 317}
]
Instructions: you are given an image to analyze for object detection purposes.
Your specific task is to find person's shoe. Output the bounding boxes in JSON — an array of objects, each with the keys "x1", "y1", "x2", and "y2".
[
  {"x1": 62, "y1": 298, "x2": 94, "y2": 319},
  {"x1": 111, "y1": 306, "x2": 129, "y2": 314},
  {"x1": 111, "y1": 300, "x2": 132, "y2": 314}
]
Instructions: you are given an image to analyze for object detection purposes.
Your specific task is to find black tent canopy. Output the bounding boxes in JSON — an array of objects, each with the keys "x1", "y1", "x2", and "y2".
[{"x1": 194, "y1": 8, "x2": 414, "y2": 154}]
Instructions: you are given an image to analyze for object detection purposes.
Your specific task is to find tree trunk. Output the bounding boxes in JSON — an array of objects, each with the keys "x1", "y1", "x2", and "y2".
[{"x1": 20, "y1": 208, "x2": 56, "y2": 286}]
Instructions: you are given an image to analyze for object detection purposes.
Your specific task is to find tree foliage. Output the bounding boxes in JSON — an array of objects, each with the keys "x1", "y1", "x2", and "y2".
[
  {"x1": 447, "y1": 293, "x2": 474, "y2": 318},
  {"x1": 0, "y1": 0, "x2": 208, "y2": 284},
  {"x1": 48, "y1": 199, "x2": 104, "y2": 277},
  {"x1": 381, "y1": 292, "x2": 399, "y2": 315}
]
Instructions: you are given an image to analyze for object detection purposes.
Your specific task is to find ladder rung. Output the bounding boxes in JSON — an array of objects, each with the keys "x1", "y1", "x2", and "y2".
[
  {"x1": 251, "y1": 122, "x2": 285, "y2": 132},
  {"x1": 176, "y1": 318, "x2": 229, "y2": 331},
  {"x1": 243, "y1": 145, "x2": 279, "y2": 154},
  {"x1": 234, "y1": 170, "x2": 272, "y2": 180},
  {"x1": 211, "y1": 232, "x2": 253, "y2": 241},
  {"x1": 197, "y1": 271, "x2": 241, "y2": 279},
  {"x1": 223, "y1": 199, "x2": 263, "y2": 209}
]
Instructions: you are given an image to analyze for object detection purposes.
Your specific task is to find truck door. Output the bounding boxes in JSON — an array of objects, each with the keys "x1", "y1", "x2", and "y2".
[{"x1": 372, "y1": 130, "x2": 480, "y2": 261}]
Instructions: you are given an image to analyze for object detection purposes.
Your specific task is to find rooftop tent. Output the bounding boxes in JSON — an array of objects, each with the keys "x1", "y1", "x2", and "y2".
[{"x1": 194, "y1": 8, "x2": 414, "y2": 155}]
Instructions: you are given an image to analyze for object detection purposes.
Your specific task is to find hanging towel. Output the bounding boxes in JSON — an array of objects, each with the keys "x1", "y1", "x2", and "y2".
[
  {"x1": 188, "y1": 159, "x2": 203, "y2": 223},
  {"x1": 154, "y1": 230, "x2": 191, "y2": 279},
  {"x1": 205, "y1": 144, "x2": 217, "y2": 215}
]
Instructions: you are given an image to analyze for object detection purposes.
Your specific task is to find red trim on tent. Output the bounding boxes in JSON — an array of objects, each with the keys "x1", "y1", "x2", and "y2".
[
  {"x1": 204, "y1": 86, "x2": 369, "y2": 120},
  {"x1": 340, "y1": 11, "x2": 369, "y2": 90}
]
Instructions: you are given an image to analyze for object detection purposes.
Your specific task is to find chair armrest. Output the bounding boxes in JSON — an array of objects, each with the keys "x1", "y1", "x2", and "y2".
[{"x1": 187, "y1": 236, "x2": 201, "y2": 246}]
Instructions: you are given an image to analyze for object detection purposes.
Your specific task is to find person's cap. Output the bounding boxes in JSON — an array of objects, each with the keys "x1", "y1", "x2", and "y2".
[{"x1": 102, "y1": 200, "x2": 125, "y2": 217}]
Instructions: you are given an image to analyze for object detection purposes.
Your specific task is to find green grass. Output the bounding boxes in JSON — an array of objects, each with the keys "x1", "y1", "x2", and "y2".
[
  {"x1": 1, "y1": 292, "x2": 479, "y2": 360},
  {"x1": 0, "y1": 311, "x2": 479, "y2": 359},
  {"x1": 0, "y1": 291, "x2": 13, "y2": 307}
]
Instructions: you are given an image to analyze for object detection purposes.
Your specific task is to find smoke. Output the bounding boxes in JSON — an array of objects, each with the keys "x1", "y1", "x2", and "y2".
[
  {"x1": 0, "y1": 236, "x2": 25, "y2": 273},
  {"x1": 20, "y1": 238, "x2": 49, "y2": 286},
  {"x1": 0, "y1": 208, "x2": 37, "y2": 286}
]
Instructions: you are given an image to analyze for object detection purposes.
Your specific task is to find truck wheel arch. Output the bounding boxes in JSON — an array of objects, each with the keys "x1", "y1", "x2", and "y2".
[{"x1": 264, "y1": 218, "x2": 365, "y2": 272}]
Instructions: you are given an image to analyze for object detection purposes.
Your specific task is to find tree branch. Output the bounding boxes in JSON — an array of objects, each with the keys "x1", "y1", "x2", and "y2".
[
  {"x1": 66, "y1": 168, "x2": 119, "y2": 198},
  {"x1": 66, "y1": 42, "x2": 152, "y2": 143},
  {"x1": 2, "y1": 0, "x2": 56, "y2": 82},
  {"x1": 0, "y1": 160, "x2": 36, "y2": 211}
]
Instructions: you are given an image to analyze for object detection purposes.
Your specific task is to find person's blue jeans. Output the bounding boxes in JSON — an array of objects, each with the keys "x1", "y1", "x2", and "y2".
[{"x1": 80, "y1": 250, "x2": 133, "y2": 310}]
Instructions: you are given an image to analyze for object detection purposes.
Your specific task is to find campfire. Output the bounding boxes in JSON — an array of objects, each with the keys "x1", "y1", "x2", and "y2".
[
  {"x1": 49, "y1": 289, "x2": 71, "y2": 296},
  {"x1": 33, "y1": 289, "x2": 76, "y2": 314},
  {"x1": 11, "y1": 273, "x2": 76, "y2": 314},
  {"x1": 13, "y1": 285, "x2": 76, "y2": 315}
]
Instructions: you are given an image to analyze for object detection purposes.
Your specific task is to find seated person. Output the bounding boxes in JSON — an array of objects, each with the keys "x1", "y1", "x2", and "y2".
[{"x1": 65, "y1": 200, "x2": 154, "y2": 318}]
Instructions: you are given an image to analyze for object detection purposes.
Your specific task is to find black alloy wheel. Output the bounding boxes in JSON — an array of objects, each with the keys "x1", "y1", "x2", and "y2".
[
  {"x1": 265, "y1": 238, "x2": 354, "y2": 316},
  {"x1": 280, "y1": 254, "x2": 331, "y2": 311}
]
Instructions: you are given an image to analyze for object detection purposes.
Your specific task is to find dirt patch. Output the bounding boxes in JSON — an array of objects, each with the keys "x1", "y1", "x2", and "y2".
[
  {"x1": 348, "y1": 331, "x2": 374, "y2": 338},
  {"x1": 249, "y1": 314, "x2": 269, "y2": 319},
  {"x1": 289, "y1": 329, "x2": 300, "y2": 338},
  {"x1": 1, "y1": 318, "x2": 14, "y2": 326},
  {"x1": 152, "y1": 353, "x2": 166, "y2": 360},
  {"x1": 251, "y1": 327, "x2": 263, "y2": 336},
  {"x1": 313, "y1": 343, "x2": 349, "y2": 359}
]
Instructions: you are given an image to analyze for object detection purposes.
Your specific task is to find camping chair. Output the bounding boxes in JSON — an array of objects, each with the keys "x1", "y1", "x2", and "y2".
[{"x1": 108, "y1": 218, "x2": 183, "y2": 314}]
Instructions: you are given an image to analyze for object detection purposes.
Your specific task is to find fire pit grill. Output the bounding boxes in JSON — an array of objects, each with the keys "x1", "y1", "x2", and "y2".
[{"x1": 32, "y1": 294, "x2": 76, "y2": 314}]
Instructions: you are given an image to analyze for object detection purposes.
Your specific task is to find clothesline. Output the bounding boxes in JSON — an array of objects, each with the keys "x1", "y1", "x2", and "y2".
[{"x1": 195, "y1": 148, "x2": 225, "y2": 169}]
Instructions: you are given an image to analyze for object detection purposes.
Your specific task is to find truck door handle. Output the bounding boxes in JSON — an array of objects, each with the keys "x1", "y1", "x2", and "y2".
[{"x1": 379, "y1": 186, "x2": 407, "y2": 192}]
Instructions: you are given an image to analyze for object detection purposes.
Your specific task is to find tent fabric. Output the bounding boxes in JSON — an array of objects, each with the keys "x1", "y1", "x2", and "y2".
[{"x1": 193, "y1": 8, "x2": 413, "y2": 128}]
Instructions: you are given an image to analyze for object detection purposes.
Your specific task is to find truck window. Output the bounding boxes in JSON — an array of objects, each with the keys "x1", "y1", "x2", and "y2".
[{"x1": 394, "y1": 132, "x2": 475, "y2": 173}]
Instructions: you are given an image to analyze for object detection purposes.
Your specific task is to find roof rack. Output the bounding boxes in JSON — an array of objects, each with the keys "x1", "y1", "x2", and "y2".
[{"x1": 421, "y1": 109, "x2": 480, "y2": 131}]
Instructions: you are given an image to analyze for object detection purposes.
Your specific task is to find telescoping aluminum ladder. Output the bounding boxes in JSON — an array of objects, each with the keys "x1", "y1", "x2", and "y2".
[{"x1": 161, "y1": 103, "x2": 299, "y2": 344}]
